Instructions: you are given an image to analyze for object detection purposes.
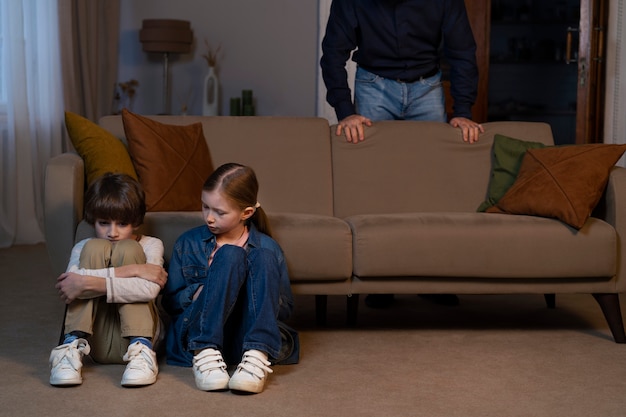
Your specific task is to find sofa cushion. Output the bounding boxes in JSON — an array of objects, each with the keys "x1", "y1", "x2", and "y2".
[
  {"x1": 269, "y1": 212, "x2": 353, "y2": 282},
  {"x1": 65, "y1": 111, "x2": 137, "y2": 186},
  {"x1": 477, "y1": 134, "x2": 546, "y2": 212},
  {"x1": 121, "y1": 109, "x2": 214, "y2": 212},
  {"x1": 347, "y1": 212, "x2": 616, "y2": 279},
  {"x1": 486, "y1": 144, "x2": 626, "y2": 229}
]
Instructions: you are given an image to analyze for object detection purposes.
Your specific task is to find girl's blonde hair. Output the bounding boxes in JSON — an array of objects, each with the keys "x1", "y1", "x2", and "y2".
[{"x1": 203, "y1": 163, "x2": 273, "y2": 237}]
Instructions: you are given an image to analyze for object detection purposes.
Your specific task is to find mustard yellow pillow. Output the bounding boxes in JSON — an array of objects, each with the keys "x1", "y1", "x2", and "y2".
[
  {"x1": 486, "y1": 144, "x2": 626, "y2": 229},
  {"x1": 122, "y1": 109, "x2": 214, "y2": 212},
  {"x1": 65, "y1": 111, "x2": 137, "y2": 186}
]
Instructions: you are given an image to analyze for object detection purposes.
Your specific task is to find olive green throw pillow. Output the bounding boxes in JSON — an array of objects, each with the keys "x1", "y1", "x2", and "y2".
[
  {"x1": 477, "y1": 134, "x2": 546, "y2": 212},
  {"x1": 65, "y1": 111, "x2": 138, "y2": 186}
]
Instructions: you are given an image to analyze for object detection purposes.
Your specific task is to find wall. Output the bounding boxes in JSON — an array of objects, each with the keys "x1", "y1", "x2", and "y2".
[{"x1": 117, "y1": 0, "x2": 319, "y2": 116}]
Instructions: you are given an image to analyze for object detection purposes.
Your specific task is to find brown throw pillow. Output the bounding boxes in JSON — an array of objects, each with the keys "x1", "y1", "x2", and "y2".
[
  {"x1": 486, "y1": 143, "x2": 626, "y2": 229},
  {"x1": 65, "y1": 111, "x2": 138, "y2": 186},
  {"x1": 121, "y1": 109, "x2": 214, "y2": 211}
]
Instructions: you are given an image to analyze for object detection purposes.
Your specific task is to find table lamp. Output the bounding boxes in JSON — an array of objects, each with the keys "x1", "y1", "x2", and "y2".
[{"x1": 140, "y1": 19, "x2": 193, "y2": 114}]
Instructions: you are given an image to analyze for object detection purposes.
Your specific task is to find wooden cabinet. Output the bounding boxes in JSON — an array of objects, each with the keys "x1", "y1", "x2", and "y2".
[{"x1": 450, "y1": 0, "x2": 607, "y2": 144}]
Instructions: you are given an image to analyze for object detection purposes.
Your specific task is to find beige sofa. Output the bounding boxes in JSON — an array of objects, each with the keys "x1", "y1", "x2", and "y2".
[{"x1": 44, "y1": 116, "x2": 626, "y2": 342}]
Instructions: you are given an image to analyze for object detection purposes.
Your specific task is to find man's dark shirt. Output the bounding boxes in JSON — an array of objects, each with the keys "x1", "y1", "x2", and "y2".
[{"x1": 321, "y1": 0, "x2": 478, "y2": 121}]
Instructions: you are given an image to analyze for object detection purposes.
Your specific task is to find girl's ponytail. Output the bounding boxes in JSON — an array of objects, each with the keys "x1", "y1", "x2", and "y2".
[{"x1": 250, "y1": 206, "x2": 272, "y2": 237}]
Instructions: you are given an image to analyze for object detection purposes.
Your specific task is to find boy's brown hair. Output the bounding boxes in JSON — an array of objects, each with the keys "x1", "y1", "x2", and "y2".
[{"x1": 84, "y1": 173, "x2": 146, "y2": 227}]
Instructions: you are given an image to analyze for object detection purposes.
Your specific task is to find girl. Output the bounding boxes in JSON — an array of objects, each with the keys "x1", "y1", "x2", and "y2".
[{"x1": 162, "y1": 163, "x2": 298, "y2": 394}]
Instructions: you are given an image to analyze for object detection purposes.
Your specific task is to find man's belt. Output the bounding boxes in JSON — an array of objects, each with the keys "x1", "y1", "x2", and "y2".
[{"x1": 394, "y1": 67, "x2": 439, "y2": 83}]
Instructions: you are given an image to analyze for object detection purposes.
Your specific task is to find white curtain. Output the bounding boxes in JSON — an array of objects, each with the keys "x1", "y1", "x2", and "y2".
[
  {"x1": 604, "y1": 0, "x2": 626, "y2": 166},
  {"x1": 0, "y1": 1, "x2": 65, "y2": 247}
]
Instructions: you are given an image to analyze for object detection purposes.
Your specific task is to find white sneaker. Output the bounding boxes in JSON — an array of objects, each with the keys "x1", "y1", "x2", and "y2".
[
  {"x1": 121, "y1": 341, "x2": 158, "y2": 386},
  {"x1": 192, "y1": 348, "x2": 230, "y2": 391},
  {"x1": 228, "y1": 350, "x2": 273, "y2": 394},
  {"x1": 49, "y1": 338, "x2": 90, "y2": 386}
]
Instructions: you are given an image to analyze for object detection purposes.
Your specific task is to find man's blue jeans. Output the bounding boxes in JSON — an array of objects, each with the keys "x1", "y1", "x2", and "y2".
[
  {"x1": 354, "y1": 66, "x2": 446, "y2": 122},
  {"x1": 186, "y1": 245, "x2": 283, "y2": 363}
]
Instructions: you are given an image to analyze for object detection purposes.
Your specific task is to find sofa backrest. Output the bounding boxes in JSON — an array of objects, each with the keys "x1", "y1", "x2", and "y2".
[
  {"x1": 331, "y1": 120, "x2": 555, "y2": 218},
  {"x1": 99, "y1": 115, "x2": 334, "y2": 216}
]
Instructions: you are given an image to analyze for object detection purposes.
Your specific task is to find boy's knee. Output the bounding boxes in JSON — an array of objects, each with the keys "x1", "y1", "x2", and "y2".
[
  {"x1": 82, "y1": 238, "x2": 113, "y2": 254},
  {"x1": 112, "y1": 239, "x2": 143, "y2": 253},
  {"x1": 79, "y1": 239, "x2": 114, "y2": 268},
  {"x1": 111, "y1": 239, "x2": 146, "y2": 266}
]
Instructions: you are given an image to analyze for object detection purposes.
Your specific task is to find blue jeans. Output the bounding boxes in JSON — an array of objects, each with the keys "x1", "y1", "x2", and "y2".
[
  {"x1": 186, "y1": 245, "x2": 282, "y2": 363},
  {"x1": 354, "y1": 66, "x2": 446, "y2": 122}
]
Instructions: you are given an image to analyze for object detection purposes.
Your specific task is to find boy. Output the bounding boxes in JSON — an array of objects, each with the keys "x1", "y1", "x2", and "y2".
[{"x1": 50, "y1": 173, "x2": 167, "y2": 387}]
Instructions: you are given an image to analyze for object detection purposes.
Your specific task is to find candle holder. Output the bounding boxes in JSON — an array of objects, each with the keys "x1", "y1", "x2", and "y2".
[{"x1": 242, "y1": 90, "x2": 255, "y2": 115}]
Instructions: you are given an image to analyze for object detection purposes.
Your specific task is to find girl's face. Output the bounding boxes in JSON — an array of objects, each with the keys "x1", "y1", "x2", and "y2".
[
  {"x1": 201, "y1": 189, "x2": 253, "y2": 239},
  {"x1": 94, "y1": 219, "x2": 135, "y2": 241}
]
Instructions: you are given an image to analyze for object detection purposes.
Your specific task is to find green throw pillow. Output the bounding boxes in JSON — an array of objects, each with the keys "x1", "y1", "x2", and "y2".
[
  {"x1": 65, "y1": 111, "x2": 138, "y2": 186},
  {"x1": 477, "y1": 134, "x2": 547, "y2": 212}
]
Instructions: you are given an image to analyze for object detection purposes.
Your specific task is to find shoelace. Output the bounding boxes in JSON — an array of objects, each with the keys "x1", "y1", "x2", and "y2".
[
  {"x1": 123, "y1": 343, "x2": 154, "y2": 371},
  {"x1": 51, "y1": 339, "x2": 90, "y2": 371},
  {"x1": 236, "y1": 351, "x2": 273, "y2": 380},
  {"x1": 193, "y1": 349, "x2": 227, "y2": 374}
]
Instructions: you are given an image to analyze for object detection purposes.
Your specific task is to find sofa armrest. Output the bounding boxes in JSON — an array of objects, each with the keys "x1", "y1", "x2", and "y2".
[
  {"x1": 44, "y1": 153, "x2": 85, "y2": 276},
  {"x1": 603, "y1": 166, "x2": 626, "y2": 291}
]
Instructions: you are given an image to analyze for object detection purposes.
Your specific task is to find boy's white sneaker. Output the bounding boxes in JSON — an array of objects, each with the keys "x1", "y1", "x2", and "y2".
[
  {"x1": 121, "y1": 341, "x2": 158, "y2": 386},
  {"x1": 228, "y1": 349, "x2": 273, "y2": 394},
  {"x1": 192, "y1": 348, "x2": 230, "y2": 391},
  {"x1": 49, "y1": 338, "x2": 90, "y2": 386}
]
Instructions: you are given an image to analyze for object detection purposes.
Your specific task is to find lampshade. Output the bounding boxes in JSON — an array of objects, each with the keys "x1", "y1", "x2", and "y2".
[
  {"x1": 139, "y1": 19, "x2": 193, "y2": 54},
  {"x1": 138, "y1": 19, "x2": 193, "y2": 114}
]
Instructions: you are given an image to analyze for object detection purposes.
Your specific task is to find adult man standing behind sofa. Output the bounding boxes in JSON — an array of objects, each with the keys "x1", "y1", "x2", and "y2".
[
  {"x1": 321, "y1": 0, "x2": 484, "y2": 308},
  {"x1": 320, "y1": 0, "x2": 484, "y2": 144}
]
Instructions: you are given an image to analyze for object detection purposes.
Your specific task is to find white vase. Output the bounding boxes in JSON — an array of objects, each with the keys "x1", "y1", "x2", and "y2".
[{"x1": 202, "y1": 66, "x2": 219, "y2": 116}]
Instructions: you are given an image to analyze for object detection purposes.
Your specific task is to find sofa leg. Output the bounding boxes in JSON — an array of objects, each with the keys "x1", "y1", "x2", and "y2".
[
  {"x1": 347, "y1": 294, "x2": 359, "y2": 327},
  {"x1": 592, "y1": 293, "x2": 626, "y2": 343},
  {"x1": 544, "y1": 294, "x2": 556, "y2": 309},
  {"x1": 315, "y1": 295, "x2": 327, "y2": 326}
]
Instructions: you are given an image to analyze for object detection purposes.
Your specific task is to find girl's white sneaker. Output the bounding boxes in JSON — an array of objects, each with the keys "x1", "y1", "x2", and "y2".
[
  {"x1": 228, "y1": 349, "x2": 273, "y2": 394},
  {"x1": 192, "y1": 348, "x2": 230, "y2": 391}
]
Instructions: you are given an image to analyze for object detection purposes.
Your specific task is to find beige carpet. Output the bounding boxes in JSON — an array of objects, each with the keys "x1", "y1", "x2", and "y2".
[{"x1": 2, "y1": 244, "x2": 626, "y2": 417}]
